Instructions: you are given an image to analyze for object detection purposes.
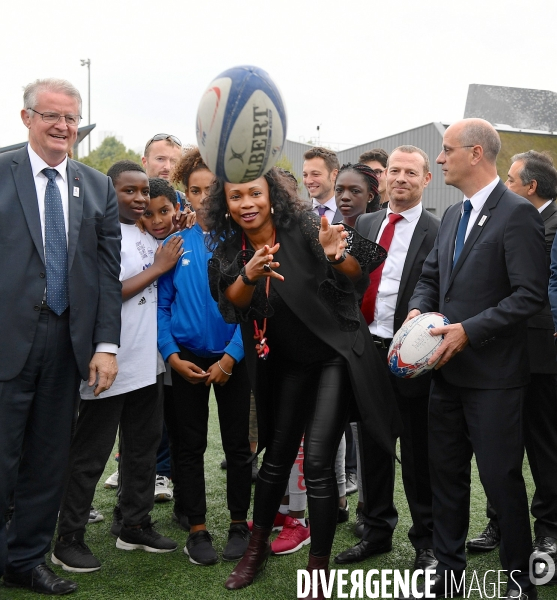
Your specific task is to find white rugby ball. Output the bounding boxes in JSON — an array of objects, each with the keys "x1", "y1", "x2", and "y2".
[
  {"x1": 388, "y1": 312, "x2": 450, "y2": 378},
  {"x1": 196, "y1": 65, "x2": 287, "y2": 183}
]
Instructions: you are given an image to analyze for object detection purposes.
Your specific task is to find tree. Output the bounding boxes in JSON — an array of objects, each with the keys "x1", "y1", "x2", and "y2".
[
  {"x1": 274, "y1": 154, "x2": 301, "y2": 188},
  {"x1": 78, "y1": 136, "x2": 142, "y2": 174}
]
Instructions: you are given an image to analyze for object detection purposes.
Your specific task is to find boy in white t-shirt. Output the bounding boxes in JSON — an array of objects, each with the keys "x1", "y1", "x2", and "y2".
[{"x1": 52, "y1": 161, "x2": 183, "y2": 573}]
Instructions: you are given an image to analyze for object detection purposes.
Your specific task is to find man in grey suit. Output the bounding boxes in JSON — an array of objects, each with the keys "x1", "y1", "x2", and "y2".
[
  {"x1": 0, "y1": 78, "x2": 121, "y2": 595},
  {"x1": 403, "y1": 120, "x2": 547, "y2": 600},
  {"x1": 334, "y1": 146, "x2": 439, "y2": 571}
]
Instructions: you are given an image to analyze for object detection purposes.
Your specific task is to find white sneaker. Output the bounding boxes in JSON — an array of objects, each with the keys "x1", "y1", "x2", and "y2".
[
  {"x1": 104, "y1": 471, "x2": 119, "y2": 489},
  {"x1": 154, "y1": 475, "x2": 173, "y2": 502}
]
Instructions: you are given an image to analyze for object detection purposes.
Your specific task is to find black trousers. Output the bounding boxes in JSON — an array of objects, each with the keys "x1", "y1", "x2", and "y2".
[
  {"x1": 253, "y1": 356, "x2": 352, "y2": 557},
  {"x1": 57, "y1": 381, "x2": 163, "y2": 537},
  {"x1": 170, "y1": 347, "x2": 252, "y2": 525},
  {"x1": 344, "y1": 423, "x2": 357, "y2": 474},
  {"x1": 0, "y1": 309, "x2": 80, "y2": 574},
  {"x1": 429, "y1": 377, "x2": 531, "y2": 591},
  {"x1": 485, "y1": 372, "x2": 557, "y2": 538},
  {"x1": 358, "y1": 345, "x2": 432, "y2": 548}
]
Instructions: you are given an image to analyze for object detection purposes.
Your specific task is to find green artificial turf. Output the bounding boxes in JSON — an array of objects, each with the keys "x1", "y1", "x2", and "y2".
[{"x1": 3, "y1": 393, "x2": 556, "y2": 599}]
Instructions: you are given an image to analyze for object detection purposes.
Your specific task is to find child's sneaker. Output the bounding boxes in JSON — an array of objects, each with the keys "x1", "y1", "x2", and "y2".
[
  {"x1": 270, "y1": 516, "x2": 310, "y2": 555},
  {"x1": 154, "y1": 475, "x2": 173, "y2": 502},
  {"x1": 116, "y1": 520, "x2": 177, "y2": 553},
  {"x1": 104, "y1": 471, "x2": 118, "y2": 489},
  {"x1": 247, "y1": 511, "x2": 287, "y2": 532}
]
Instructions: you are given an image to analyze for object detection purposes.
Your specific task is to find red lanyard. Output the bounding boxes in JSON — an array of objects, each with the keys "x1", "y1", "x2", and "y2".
[{"x1": 242, "y1": 231, "x2": 275, "y2": 360}]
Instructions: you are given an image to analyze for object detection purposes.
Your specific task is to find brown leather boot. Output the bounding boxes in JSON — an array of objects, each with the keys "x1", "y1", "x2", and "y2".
[
  {"x1": 299, "y1": 554, "x2": 330, "y2": 600},
  {"x1": 224, "y1": 525, "x2": 271, "y2": 590}
]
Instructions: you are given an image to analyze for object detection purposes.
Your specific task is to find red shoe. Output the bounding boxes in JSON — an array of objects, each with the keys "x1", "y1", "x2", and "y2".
[
  {"x1": 271, "y1": 516, "x2": 310, "y2": 555},
  {"x1": 247, "y1": 511, "x2": 287, "y2": 533}
]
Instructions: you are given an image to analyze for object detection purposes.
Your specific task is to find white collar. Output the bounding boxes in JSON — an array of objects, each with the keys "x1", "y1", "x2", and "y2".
[
  {"x1": 466, "y1": 177, "x2": 499, "y2": 211},
  {"x1": 27, "y1": 144, "x2": 68, "y2": 182},
  {"x1": 538, "y1": 199, "x2": 553, "y2": 214},
  {"x1": 386, "y1": 202, "x2": 422, "y2": 223}
]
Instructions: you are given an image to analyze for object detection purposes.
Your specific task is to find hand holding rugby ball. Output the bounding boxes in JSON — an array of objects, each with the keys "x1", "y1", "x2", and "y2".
[{"x1": 388, "y1": 312, "x2": 450, "y2": 378}]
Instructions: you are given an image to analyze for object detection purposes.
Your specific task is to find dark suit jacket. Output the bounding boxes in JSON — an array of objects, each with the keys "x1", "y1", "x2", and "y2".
[
  {"x1": 0, "y1": 146, "x2": 122, "y2": 381},
  {"x1": 410, "y1": 180, "x2": 547, "y2": 389},
  {"x1": 210, "y1": 212, "x2": 402, "y2": 456},
  {"x1": 356, "y1": 207, "x2": 440, "y2": 396},
  {"x1": 529, "y1": 200, "x2": 557, "y2": 374}
]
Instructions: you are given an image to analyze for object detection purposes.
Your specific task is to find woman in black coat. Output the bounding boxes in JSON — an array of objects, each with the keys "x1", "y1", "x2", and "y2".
[{"x1": 205, "y1": 167, "x2": 400, "y2": 596}]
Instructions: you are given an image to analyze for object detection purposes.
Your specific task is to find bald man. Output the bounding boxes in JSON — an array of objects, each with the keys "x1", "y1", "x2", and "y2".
[{"x1": 403, "y1": 120, "x2": 547, "y2": 600}]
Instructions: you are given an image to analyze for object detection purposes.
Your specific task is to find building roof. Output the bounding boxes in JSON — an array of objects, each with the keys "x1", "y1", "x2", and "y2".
[{"x1": 464, "y1": 84, "x2": 557, "y2": 132}]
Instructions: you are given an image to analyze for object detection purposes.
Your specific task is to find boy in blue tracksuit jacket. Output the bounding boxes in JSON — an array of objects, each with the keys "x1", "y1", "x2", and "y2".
[{"x1": 157, "y1": 148, "x2": 252, "y2": 567}]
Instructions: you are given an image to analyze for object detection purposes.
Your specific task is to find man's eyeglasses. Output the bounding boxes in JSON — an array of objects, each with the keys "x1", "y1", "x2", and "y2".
[
  {"x1": 145, "y1": 133, "x2": 182, "y2": 153},
  {"x1": 371, "y1": 168, "x2": 385, "y2": 177},
  {"x1": 441, "y1": 145, "x2": 475, "y2": 157},
  {"x1": 28, "y1": 108, "x2": 82, "y2": 126}
]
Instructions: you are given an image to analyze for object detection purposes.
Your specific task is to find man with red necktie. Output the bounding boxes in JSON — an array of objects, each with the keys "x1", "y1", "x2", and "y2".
[{"x1": 334, "y1": 145, "x2": 440, "y2": 574}]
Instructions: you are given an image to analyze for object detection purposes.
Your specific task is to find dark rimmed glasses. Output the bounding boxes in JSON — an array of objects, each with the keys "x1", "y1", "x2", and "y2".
[{"x1": 28, "y1": 108, "x2": 82, "y2": 126}]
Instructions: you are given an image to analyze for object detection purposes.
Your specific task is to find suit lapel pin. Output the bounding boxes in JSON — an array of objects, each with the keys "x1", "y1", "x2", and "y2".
[
  {"x1": 73, "y1": 186, "x2": 80, "y2": 197},
  {"x1": 478, "y1": 215, "x2": 488, "y2": 226}
]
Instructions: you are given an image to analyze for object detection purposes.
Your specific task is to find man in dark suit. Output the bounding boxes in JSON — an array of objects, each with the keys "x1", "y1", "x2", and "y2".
[
  {"x1": 0, "y1": 78, "x2": 121, "y2": 595},
  {"x1": 302, "y1": 146, "x2": 342, "y2": 223},
  {"x1": 468, "y1": 151, "x2": 557, "y2": 573},
  {"x1": 404, "y1": 120, "x2": 547, "y2": 600},
  {"x1": 334, "y1": 146, "x2": 440, "y2": 571}
]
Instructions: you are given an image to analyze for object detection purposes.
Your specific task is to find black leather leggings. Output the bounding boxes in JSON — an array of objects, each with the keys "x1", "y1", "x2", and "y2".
[{"x1": 253, "y1": 355, "x2": 353, "y2": 557}]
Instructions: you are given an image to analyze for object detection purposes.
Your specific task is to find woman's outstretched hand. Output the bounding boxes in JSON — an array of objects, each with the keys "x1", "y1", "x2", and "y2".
[
  {"x1": 244, "y1": 243, "x2": 284, "y2": 282},
  {"x1": 319, "y1": 217, "x2": 348, "y2": 261}
]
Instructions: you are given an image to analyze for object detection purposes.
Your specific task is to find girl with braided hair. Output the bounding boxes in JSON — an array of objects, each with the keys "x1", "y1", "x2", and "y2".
[{"x1": 335, "y1": 163, "x2": 381, "y2": 227}]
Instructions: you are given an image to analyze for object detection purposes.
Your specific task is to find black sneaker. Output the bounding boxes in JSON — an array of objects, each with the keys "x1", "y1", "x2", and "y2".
[
  {"x1": 222, "y1": 523, "x2": 250, "y2": 561},
  {"x1": 184, "y1": 530, "x2": 218, "y2": 565},
  {"x1": 116, "y1": 520, "x2": 177, "y2": 553},
  {"x1": 51, "y1": 533, "x2": 101, "y2": 573},
  {"x1": 110, "y1": 505, "x2": 123, "y2": 538},
  {"x1": 172, "y1": 509, "x2": 191, "y2": 532}
]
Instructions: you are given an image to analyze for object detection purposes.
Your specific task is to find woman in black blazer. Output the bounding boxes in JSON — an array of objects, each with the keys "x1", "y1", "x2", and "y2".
[{"x1": 205, "y1": 167, "x2": 400, "y2": 596}]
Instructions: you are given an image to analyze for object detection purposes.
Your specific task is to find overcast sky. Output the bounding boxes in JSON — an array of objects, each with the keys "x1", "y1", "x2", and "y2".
[{"x1": 2, "y1": 0, "x2": 556, "y2": 157}]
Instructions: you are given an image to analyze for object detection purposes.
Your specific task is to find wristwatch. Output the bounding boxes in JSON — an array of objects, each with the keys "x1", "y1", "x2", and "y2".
[
  {"x1": 326, "y1": 250, "x2": 347, "y2": 265},
  {"x1": 240, "y1": 266, "x2": 257, "y2": 286}
]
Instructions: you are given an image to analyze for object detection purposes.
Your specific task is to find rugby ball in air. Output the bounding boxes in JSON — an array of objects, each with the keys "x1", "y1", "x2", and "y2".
[
  {"x1": 388, "y1": 312, "x2": 450, "y2": 378},
  {"x1": 196, "y1": 65, "x2": 287, "y2": 183}
]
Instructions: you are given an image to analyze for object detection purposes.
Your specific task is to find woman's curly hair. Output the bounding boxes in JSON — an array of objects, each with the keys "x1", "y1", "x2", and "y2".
[
  {"x1": 172, "y1": 145, "x2": 209, "y2": 188},
  {"x1": 205, "y1": 167, "x2": 305, "y2": 253}
]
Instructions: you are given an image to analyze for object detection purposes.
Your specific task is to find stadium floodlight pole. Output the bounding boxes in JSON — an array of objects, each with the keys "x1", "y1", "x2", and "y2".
[{"x1": 80, "y1": 58, "x2": 91, "y2": 154}]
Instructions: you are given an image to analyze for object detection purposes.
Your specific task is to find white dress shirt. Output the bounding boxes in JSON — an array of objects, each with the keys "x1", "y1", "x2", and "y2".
[
  {"x1": 369, "y1": 203, "x2": 423, "y2": 339},
  {"x1": 27, "y1": 144, "x2": 118, "y2": 355},
  {"x1": 461, "y1": 177, "x2": 499, "y2": 242},
  {"x1": 28, "y1": 145, "x2": 69, "y2": 246},
  {"x1": 312, "y1": 196, "x2": 338, "y2": 224},
  {"x1": 538, "y1": 199, "x2": 553, "y2": 214}
]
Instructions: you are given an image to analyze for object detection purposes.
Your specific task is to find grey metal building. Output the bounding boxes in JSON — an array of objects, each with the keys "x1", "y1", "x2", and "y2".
[{"x1": 281, "y1": 122, "x2": 459, "y2": 215}]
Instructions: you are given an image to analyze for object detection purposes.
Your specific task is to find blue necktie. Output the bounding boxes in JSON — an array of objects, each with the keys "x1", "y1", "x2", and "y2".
[
  {"x1": 317, "y1": 205, "x2": 328, "y2": 217},
  {"x1": 43, "y1": 168, "x2": 69, "y2": 315},
  {"x1": 453, "y1": 199, "x2": 472, "y2": 267}
]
